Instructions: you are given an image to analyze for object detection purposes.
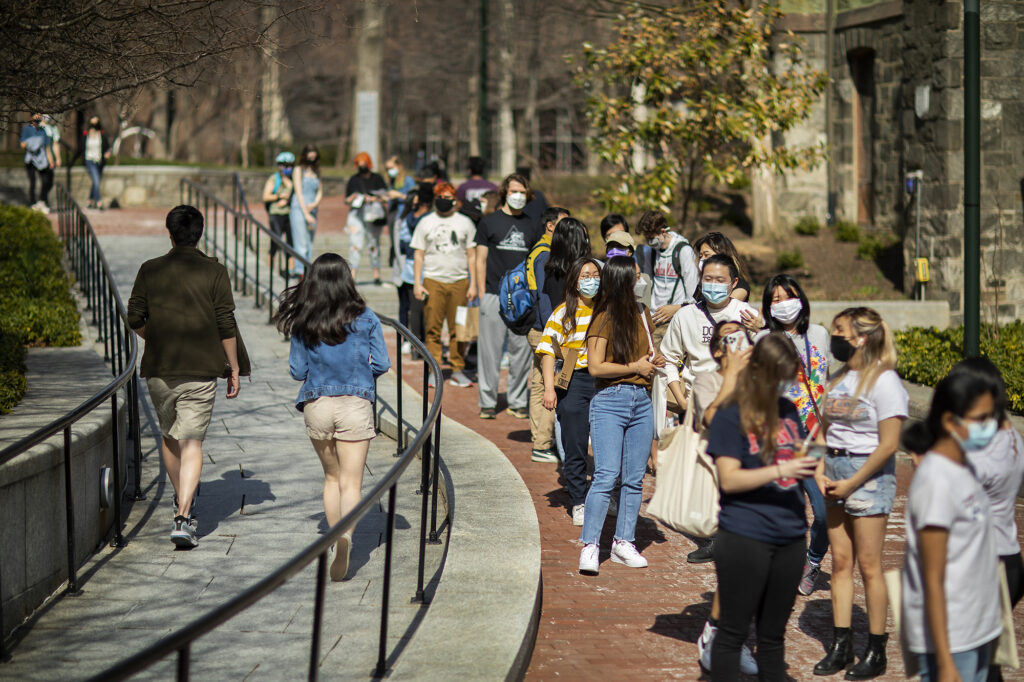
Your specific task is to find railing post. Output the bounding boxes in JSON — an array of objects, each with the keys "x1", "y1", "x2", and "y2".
[
  {"x1": 429, "y1": 413, "x2": 442, "y2": 543},
  {"x1": 131, "y1": 371, "x2": 145, "y2": 500},
  {"x1": 176, "y1": 644, "x2": 190, "y2": 682},
  {"x1": 110, "y1": 394, "x2": 125, "y2": 547},
  {"x1": 415, "y1": 422, "x2": 431, "y2": 602},
  {"x1": 394, "y1": 328, "x2": 403, "y2": 457},
  {"x1": 63, "y1": 426, "x2": 80, "y2": 595},
  {"x1": 308, "y1": 551, "x2": 327, "y2": 681},
  {"x1": 0, "y1": 561, "x2": 8, "y2": 661},
  {"x1": 375, "y1": 484, "x2": 397, "y2": 678}
]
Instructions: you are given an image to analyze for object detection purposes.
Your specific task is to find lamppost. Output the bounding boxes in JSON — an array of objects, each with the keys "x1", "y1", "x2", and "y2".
[{"x1": 963, "y1": 0, "x2": 980, "y2": 357}]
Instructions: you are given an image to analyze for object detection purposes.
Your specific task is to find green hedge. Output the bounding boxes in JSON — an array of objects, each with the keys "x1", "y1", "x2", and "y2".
[
  {"x1": 0, "y1": 205, "x2": 81, "y2": 413},
  {"x1": 895, "y1": 322, "x2": 1024, "y2": 413}
]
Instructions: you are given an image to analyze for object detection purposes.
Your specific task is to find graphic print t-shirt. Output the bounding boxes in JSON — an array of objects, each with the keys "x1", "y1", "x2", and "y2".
[
  {"x1": 707, "y1": 399, "x2": 809, "y2": 544},
  {"x1": 409, "y1": 211, "x2": 477, "y2": 283},
  {"x1": 822, "y1": 369, "x2": 907, "y2": 454},
  {"x1": 475, "y1": 210, "x2": 540, "y2": 294}
]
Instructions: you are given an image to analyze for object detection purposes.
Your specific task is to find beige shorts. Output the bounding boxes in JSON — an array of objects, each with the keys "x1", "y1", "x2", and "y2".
[
  {"x1": 303, "y1": 395, "x2": 376, "y2": 442},
  {"x1": 146, "y1": 377, "x2": 217, "y2": 441}
]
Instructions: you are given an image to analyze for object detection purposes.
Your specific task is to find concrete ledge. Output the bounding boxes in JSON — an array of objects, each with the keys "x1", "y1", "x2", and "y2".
[
  {"x1": 0, "y1": 347, "x2": 126, "y2": 638},
  {"x1": 375, "y1": 371, "x2": 542, "y2": 681},
  {"x1": 810, "y1": 300, "x2": 951, "y2": 331}
]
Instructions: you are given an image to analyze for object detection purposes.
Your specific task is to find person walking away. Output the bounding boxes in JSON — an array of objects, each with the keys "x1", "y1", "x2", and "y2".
[
  {"x1": 474, "y1": 173, "x2": 541, "y2": 420},
  {"x1": 127, "y1": 205, "x2": 243, "y2": 549},
  {"x1": 40, "y1": 115, "x2": 62, "y2": 171},
  {"x1": 289, "y1": 145, "x2": 322, "y2": 277},
  {"x1": 814, "y1": 306, "x2": 907, "y2": 679},
  {"x1": 636, "y1": 210, "x2": 700, "y2": 345},
  {"x1": 411, "y1": 182, "x2": 477, "y2": 388},
  {"x1": 692, "y1": 231, "x2": 752, "y2": 303},
  {"x1": 20, "y1": 113, "x2": 54, "y2": 213},
  {"x1": 950, "y1": 358, "x2": 1024, "y2": 682},
  {"x1": 83, "y1": 116, "x2": 111, "y2": 210},
  {"x1": 707, "y1": 332, "x2": 819, "y2": 682},
  {"x1": 386, "y1": 155, "x2": 417, "y2": 285},
  {"x1": 538, "y1": 257, "x2": 602, "y2": 525},
  {"x1": 757, "y1": 274, "x2": 833, "y2": 596},
  {"x1": 397, "y1": 183, "x2": 434, "y2": 352},
  {"x1": 900, "y1": 361, "x2": 1003, "y2": 682},
  {"x1": 263, "y1": 151, "x2": 294, "y2": 265},
  {"x1": 578, "y1": 256, "x2": 665, "y2": 574},
  {"x1": 274, "y1": 254, "x2": 391, "y2": 580},
  {"x1": 456, "y1": 155, "x2": 498, "y2": 210},
  {"x1": 345, "y1": 152, "x2": 389, "y2": 283},
  {"x1": 525, "y1": 206, "x2": 571, "y2": 461}
]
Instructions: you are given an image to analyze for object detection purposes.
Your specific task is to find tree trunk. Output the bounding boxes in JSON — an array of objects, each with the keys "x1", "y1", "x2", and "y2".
[
  {"x1": 468, "y1": 73, "x2": 480, "y2": 157},
  {"x1": 751, "y1": 157, "x2": 781, "y2": 238},
  {"x1": 516, "y1": 0, "x2": 541, "y2": 166},
  {"x1": 351, "y1": 0, "x2": 385, "y2": 166},
  {"x1": 496, "y1": 0, "x2": 517, "y2": 176},
  {"x1": 260, "y1": 5, "x2": 292, "y2": 155}
]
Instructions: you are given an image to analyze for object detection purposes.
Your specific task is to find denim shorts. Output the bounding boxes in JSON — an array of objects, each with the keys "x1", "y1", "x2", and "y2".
[{"x1": 824, "y1": 454, "x2": 896, "y2": 516}]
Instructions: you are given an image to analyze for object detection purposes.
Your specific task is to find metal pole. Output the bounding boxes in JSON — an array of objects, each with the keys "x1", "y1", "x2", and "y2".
[
  {"x1": 374, "y1": 485, "x2": 397, "y2": 678},
  {"x1": 415, "y1": 426, "x2": 431, "y2": 601},
  {"x1": 308, "y1": 551, "x2": 327, "y2": 681},
  {"x1": 63, "y1": 426, "x2": 80, "y2": 594},
  {"x1": 131, "y1": 372, "x2": 145, "y2": 500},
  {"x1": 963, "y1": 0, "x2": 981, "y2": 357},
  {"x1": 176, "y1": 644, "x2": 190, "y2": 682},
  {"x1": 394, "y1": 329, "x2": 403, "y2": 457},
  {"x1": 429, "y1": 413, "x2": 442, "y2": 543},
  {"x1": 110, "y1": 394, "x2": 125, "y2": 547},
  {"x1": 478, "y1": 0, "x2": 489, "y2": 158}
]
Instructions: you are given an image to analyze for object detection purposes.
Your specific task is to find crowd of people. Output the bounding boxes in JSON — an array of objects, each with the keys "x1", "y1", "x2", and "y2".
[
  {"x1": 128, "y1": 153, "x2": 1022, "y2": 682},
  {"x1": 19, "y1": 113, "x2": 112, "y2": 212}
]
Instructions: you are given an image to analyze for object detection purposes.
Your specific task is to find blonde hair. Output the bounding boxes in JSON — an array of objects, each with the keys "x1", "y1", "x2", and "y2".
[
  {"x1": 386, "y1": 155, "x2": 406, "y2": 186},
  {"x1": 733, "y1": 332, "x2": 800, "y2": 465},
  {"x1": 828, "y1": 306, "x2": 897, "y2": 398}
]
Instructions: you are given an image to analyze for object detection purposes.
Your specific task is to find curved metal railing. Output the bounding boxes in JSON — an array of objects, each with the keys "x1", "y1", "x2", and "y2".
[
  {"x1": 89, "y1": 177, "x2": 447, "y2": 680},
  {"x1": 0, "y1": 184, "x2": 143, "y2": 659}
]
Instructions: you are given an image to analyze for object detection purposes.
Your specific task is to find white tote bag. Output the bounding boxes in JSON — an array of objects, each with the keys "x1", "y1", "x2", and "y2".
[{"x1": 647, "y1": 402, "x2": 720, "y2": 538}]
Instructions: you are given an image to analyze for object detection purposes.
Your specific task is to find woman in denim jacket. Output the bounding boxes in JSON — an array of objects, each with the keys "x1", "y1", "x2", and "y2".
[{"x1": 275, "y1": 253, "x2": 391, "y2": 580}]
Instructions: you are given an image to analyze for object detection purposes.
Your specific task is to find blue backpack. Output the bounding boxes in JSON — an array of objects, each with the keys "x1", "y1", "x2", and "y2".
[{"x1": 498, "y1": 241, "x2": 549, "y2": 335}]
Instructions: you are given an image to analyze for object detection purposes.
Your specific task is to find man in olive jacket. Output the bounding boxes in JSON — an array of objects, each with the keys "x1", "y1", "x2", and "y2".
[{"x1": 128, "y1": 205, "x2": 241, "y2": 549}]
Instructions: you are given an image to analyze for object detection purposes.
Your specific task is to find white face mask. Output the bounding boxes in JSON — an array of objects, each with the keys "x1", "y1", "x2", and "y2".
[
  {"x1": 387, "y1": 167, "x2": 398, "y2": 178},
  {"x1": 770, "y1": 298, "x2": 803, "y2": 325},
  {"x1": 633, "y1": 278, "x2": 648, "y2": 300},
  {"x1": 507, "y1": 192, "x2": 527, "y2": 210}
]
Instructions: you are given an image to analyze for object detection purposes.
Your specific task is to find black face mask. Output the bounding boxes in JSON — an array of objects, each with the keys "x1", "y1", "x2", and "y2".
[
  {"x1": 830, "y1": 335, "x2": 857, "y2": 363},
  {"x1": 357, "y1": 165, "x2": 369, "y2": 174},
  {"x1": 434, "y1": 197, "x2": 454, "y2": 213}
]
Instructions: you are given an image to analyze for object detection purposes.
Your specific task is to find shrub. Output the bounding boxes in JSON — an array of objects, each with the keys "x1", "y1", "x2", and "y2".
[
  {"x1": 895, "y1": 322, "x2": 1024, "y2": 413},
  {"x1": 857, "y1": 233, "x2": 885, "y2": 260},
  {"x1": 0, "y1": 330, "x2": 27, "y2": 414},
  {"x1": 794, "y1": 216, "x2": 821, "y2": 236},
  {"x1": 834, "y1": 220, "x2": 860, "y2": 242},
  {"x1": 776, "y1": 248, "x2": 803, "y2": 270}
]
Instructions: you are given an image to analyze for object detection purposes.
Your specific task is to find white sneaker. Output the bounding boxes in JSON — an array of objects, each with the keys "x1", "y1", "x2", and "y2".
[
  {"x1": 610, "y1": 539, "x2": 647, "y2": 568},
  {"x1": 572, "y1": 504, "x2": 585, "y2": 526},
  {"x1": 740, "y1": 644, "x2": 758, "y2": 675},
  {"x1": 698, "y1": 621, "x2": 716, "y2": 671},
  {"x1": 578, "y1": 543, "x2": 599, "y2": 575},
  {"x1": 401, "y1": 341, "x2": 412, "y2": 355}
]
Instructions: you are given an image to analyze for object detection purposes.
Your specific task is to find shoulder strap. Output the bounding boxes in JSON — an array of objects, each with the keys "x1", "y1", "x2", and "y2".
[
  {"x1": 639, "y1": 305, "x2": 656, "y2": 356},
  {"x1": 667, "y1": 240, "x2": 690, "y2": 303},
  {"x1": 695, "y1": 301, "x2": 716, "y2": 327}
]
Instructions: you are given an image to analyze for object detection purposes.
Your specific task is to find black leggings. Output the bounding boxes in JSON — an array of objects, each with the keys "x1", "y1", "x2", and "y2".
[
  {"x1": 25, "y1": 164, "x2": 53, "y2": 205},
  {"x1": 555, "y1": 368, "x2": 595, "y2": 505},
  {"x1": 268, "y1": 213, "x2": 291, "y2": 257},
  {"x1": 712, "y1": 529, "x2": 805, "y2": 682}
]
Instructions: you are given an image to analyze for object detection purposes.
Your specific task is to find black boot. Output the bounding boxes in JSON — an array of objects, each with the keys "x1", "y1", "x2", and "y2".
[
  {"x1": 814, "y1": 626, "x2": 854, "y2": 675},
  {"x1": 845, "y1": 633, "x2": 888, "y2": 680}
]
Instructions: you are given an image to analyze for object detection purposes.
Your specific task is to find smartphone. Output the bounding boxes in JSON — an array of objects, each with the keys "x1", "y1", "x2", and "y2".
[
  {"x1": 724, "y1": 330, "x2": 751, "y2": 353},
  {"x1": 804, "y1": 444, "x2": 827, "y2": 461}
]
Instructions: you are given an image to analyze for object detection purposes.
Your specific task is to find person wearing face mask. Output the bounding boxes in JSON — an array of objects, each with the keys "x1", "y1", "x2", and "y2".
[
  {"x1": 345, "y1": 151, "x2": 389, "y2": 283},
  {"x1": 900, "y1": 361, "x2": 1004, "y2": 682},
  {"x1": 636, "y1": 210, "x2": 700, "y2": 342},
  {"x1": 411, "y1": 182, "x2": 478, "y2": 389},
  {"x1": 290, "y1": 144, "x2": 323, "y2": 277},
  {"x1": 537, "y1": 257, "x2": 603, "y2": 524},
  {"x1": 263, "y1": 151, "x2": 295, "y2": 264},
  {"x1": 756, "y1": 274, "x2": 833, "y2": 596},
  {"x1": 20, "y1": 113, "x2": 55, "y2": 213},
  {"x1": 692, "y1": 232, "x2": 752, "y2": 303},
  {"x1": 814, "y1": 306, "x2": 907, "y2": 680},
  {"x1": 474, "y1": 173, "x2": 541, "y2": 420},
  {"x1": 82, "y1": 115, "x2": 111, "y2": 210}
]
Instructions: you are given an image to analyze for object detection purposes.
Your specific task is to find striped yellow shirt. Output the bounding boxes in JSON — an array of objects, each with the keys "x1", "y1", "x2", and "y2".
[{"x1": 536, "y1": 302, "x2": 592, "y2": 369}]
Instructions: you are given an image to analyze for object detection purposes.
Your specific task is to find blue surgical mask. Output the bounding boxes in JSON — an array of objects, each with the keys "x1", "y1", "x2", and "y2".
[
  {"x1": 702, "y1": 282, "x2": 730, "y2": 304},
  {"x1": 578, "y1": 277, "x2": 600, "y2": 297},
  {"x1": 282, "y1": 167, "x2": 292, "y2": 177},
  {"x1": 953, "y1": 417, "x2": 999, "y2": 452}
]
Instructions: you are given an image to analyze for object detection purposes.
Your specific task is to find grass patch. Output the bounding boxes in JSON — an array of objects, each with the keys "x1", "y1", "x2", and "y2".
[
  {"x1": 776, "y1": 248, "x2": 804, "y2": 270},
  {"x1": 834, "y1": 220, "x2": 860, "y2": 242},
  {"x1": 794, "y1": 216, "x2": 822, "y2": 236}
]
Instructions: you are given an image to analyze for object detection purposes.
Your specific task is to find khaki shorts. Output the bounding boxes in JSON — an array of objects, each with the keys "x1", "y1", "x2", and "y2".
[
  {"x1": 303, "y1": 395, "x2": 376, "y2": 442},
  {"x1": 147, "y1": 377, "x2": 217, "y2": 441}
]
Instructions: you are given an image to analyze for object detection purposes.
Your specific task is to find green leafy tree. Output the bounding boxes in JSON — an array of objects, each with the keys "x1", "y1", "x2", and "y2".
[{"x1": 572, "y1": 1, "x2": 828, "y2": 230}]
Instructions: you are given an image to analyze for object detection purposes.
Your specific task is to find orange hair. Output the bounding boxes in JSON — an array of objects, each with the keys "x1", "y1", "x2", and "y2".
[
  {"x1": 433, "y1": 181, "x2": 457, "y2": 197},
  {"x1": 353, "y1": 151, "x2": 373, "y2": 169}
]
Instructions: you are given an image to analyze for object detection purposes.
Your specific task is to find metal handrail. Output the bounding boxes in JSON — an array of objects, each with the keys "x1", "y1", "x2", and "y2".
[
  {"x1": 0, "y1": 184, "x2": 143, "y2": 659},
  {"x1": 89, "y1": 178, "x2": 448, "y2": 680}
]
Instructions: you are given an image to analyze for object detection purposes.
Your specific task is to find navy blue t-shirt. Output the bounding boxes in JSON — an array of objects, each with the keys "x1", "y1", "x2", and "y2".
[{"x1": 707, "y1": 399, "x2": 809, "y2": 545}]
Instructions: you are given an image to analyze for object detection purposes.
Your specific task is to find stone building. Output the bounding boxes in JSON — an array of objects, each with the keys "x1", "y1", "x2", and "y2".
[{"x1": 777, "y1": 0, "x2": 1024, "y2": 323}]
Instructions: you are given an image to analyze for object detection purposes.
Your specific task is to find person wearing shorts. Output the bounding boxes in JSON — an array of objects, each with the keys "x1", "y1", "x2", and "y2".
[{"x1": 128, "y1": 205, "x2": 242, "y2": 549}]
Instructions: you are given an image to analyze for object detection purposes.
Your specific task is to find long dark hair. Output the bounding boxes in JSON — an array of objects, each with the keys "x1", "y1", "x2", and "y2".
[
  {"x1": 299, "y1": 144, "x2": 321, "y2": 177},
  {"x1": 902, "y1": 357, "x2": 1004, "y2": 454},
  {"x1": 761, "y1": 274, "x2": 811, "y2": 335},
  {"x1": 545, "y1": 217, "x2": 591, "y2": 280},
  {"x1": 561, "y1": 257, "x2": 601, "y2": 338},
  {"x1": 695, "y1": 231, "x2": 750, "y2": 283},
  {"x1": 731, "y1": 332, "x2": 800, "y2": 464},
  {"x1": 589, "y1": 256, "x2": 642, "y2": 365},
  {"x1": 273, "y1": 253, "x2": 365, "y2": 345}
]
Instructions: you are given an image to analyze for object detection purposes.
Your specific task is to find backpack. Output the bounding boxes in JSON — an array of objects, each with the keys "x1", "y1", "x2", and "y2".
[
  {"x1": 639, "y1": 237, "x2": 690, "y2": 302},
  {"x1": 264, "y1": 172, "x2": 284, "y2": 214},
  {"x1": 498, "y1": 241, "x2": 551, "y2": 335}
]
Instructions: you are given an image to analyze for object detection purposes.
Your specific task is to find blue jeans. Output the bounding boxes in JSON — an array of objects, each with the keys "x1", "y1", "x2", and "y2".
[
  {"x1": 580, "y1": 383, "x2": 654, "y2": 545},
  {"x1": 917, "y1": 641, "x2": 992, "y2": 682},
  {"x1": 802, "y1": 477, "x2": 829, "y2": 564},
  {"x1": 85, "y1": 160, "x2": 102, "y2": 202}
]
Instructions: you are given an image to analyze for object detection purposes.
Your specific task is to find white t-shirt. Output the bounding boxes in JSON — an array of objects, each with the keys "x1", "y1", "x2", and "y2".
[
  {"x1": 651, "y1": 232, "x2": 700, "y2": 309},
  {"x1": 410, "y1": 211, "x2": 477, "y2": 284},
  {"x1": 901, "y1": 454, "x2": 1002, "y2": 654},
  {"x1": 659, "y1": 298, "x2": 759, "y2": 384},
  {"x1": 822, "y1": 369, "x2": 908, "y2": 453},
  {"x1": 967, "y1": 427, "x2": 1024, "y2": 556}
]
